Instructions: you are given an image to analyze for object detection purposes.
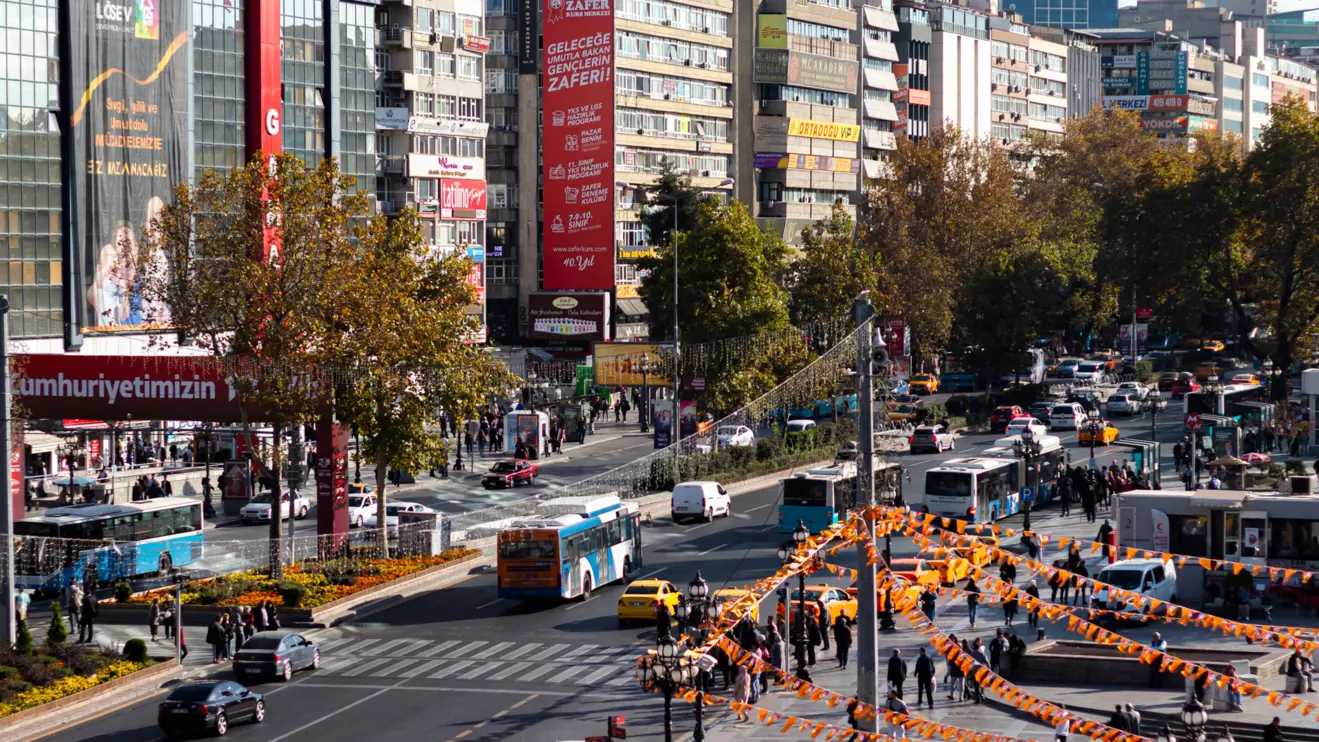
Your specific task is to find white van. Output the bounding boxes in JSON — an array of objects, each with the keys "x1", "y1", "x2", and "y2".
[
  {"x1": 671, "y1": 481, "x2": 731, "y2": 523},
  {"x1": 1049, "y1": 402, "x2": 1086, "y2": 430},
  {"x1": 1093, "y1": 558, "x2": 1178, "y2": 611}
]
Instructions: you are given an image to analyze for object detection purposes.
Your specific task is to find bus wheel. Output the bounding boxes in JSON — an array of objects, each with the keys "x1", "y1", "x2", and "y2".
[
  {"x1": 157, "y1": 554, "x2": 173, "y2": 578},
  {"x1": 582, "y1": 574, "x2": 593, "y2": 600}
]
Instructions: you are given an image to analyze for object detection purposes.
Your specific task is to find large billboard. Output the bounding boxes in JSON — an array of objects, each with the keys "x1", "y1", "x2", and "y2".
[
  {"x1": 528, "y1": 293, "x2": 611, "y2": 354},
  {"x1": 440, "y1": 179, "x2": 488, "y2": 219},
  {"x1": 592, "y1": 342, "x2": 673, "y2": 387},
  {"x1": 72, "y1": 0, "x2": 190, "y2": 332},
  {"x1": 753, "y1": 49, "x2": 858, "y2": 94},
  {"x1": 541, "y1": 0, "x2": 616, "y2": 290}
]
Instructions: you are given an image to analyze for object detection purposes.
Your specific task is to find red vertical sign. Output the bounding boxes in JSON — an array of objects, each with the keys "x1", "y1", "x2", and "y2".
[
  {"x1": 10, "y1": 428, "x2": 24, "y2": 524},
  {"x1": 315, "y1": 416, "x2": 350, "y2": 547},
  {"x1": 245, "y1": 0, "x2": 283, "y2": 261},
  {"x1": 541, "y1": 0, "x2": 615, "y2": 290}
]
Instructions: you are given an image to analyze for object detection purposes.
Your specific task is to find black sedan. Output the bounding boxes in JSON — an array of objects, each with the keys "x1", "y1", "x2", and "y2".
[
  {"x1": 158, "y1": 681, "x2": 264, "y2": 737},
  {"x1": 233, "y1": 630, "x2": 321, "y2": 682}
]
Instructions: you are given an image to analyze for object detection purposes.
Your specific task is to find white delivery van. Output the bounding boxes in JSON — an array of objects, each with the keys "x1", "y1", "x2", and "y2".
[
  {"x1": 1049, "y1": 402, "x2": 1086, "y2": 430},
  {"x1": 671, "y1": 481, "x2": 731, "y2": 523},
  {"x1": 1092, "y1": 558, "x2": 1178, "y2": 612}
]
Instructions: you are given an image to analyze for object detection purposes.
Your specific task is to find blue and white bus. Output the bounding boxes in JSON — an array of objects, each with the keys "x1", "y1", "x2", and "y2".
[
  {"x1": 496, "y1": 494, "x2": 642, "y2": 600},
  {"x1": 778, "y1": 460, "x2": 903, "y2": 533},
  {"x1": 920, "y1": 438, "x2": 1065, "y2": 523},
  {"x1": 13, "y1": 497, "x2": 205, "y2": 592}
]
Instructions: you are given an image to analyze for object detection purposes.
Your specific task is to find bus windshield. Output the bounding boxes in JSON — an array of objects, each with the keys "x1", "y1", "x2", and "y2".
[
  {"x1": 499, "y1": 540, "x2": 557, "y2": 560},
  {"x1": 925, "y1": 472, "x2": 972, "y2": 498},
  {"x1": 783, "y1": 479, "x2": 828, "y2": 507}
]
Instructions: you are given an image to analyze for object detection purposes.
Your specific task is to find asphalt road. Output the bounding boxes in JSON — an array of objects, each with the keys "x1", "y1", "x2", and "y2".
[{"x1": 47, "y1": 402, "x2": 1194, "y2": 742}]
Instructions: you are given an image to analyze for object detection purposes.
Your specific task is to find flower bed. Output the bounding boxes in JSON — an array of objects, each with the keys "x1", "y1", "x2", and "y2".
[
  {"x1": 128, "y1": 547, "x2": 481, "y2": 609},
  {"x1": 0, "y1": 644, "x2": 148, "y2": 719}
]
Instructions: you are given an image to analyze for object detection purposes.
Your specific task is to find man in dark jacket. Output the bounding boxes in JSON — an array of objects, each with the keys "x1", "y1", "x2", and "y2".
[
  {"x1": 78, "y1": 592, "x2": 99, "y2": 643},
  {"x1": 805, "y1": 614, "x2": 822, "y2": 666},
  {"x1": 887, "y1": 648, "x2": 908, "y2": 698},
  {"x1": 206, "y1": 615, "x2": 226, "y2": 664},
  {"x1": 1107, "y1": 704, "x2": 1129, "y2": 732},
  {"x1": 914, "y1": 647, "x2": 936, "y2": 709},
  {"x1": 1264, "y1": 716, "x2": 1284, "y2": 742}
]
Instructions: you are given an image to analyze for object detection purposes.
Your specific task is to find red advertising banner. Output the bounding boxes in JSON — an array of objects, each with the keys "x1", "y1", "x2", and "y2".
[
  {"x1": 315, "y1": 416, "x2": 350, "y2": 546},
  {"x1": 10, "y1": 428, "x2": 24, "y2": 525},
  {"x1": 441, "y1": 179, "x2": 488, "y2": 219},
  {"x1": 245, "y1": 0, "x2": 283, "y2": 262},
  {"x1": 541, "y1": 0, "x2": 615, "y2": 290}
]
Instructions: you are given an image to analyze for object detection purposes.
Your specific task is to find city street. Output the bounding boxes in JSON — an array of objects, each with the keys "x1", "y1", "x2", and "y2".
[{"x1": 41, "y1": 401, "x2": 1200, "y2": 742}]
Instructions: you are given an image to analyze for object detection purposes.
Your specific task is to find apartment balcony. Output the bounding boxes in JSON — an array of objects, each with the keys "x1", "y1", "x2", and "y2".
[
  {"x1": 757, "y1": 200, "x2": 849, "y2": 220},
  {"x1": 382, "y1": 70, "x2": 413, "y2": 89},
  {"x1": 383, "y1": 27, "x2": 413, "y2": 49},
  {"x1": 787, "y1": 35, "x2": 858, "y2": 62},
  {"x1": 759, "y1": 0, "x2": 858, "y2": 30},
  {"x1": 379, "y1": 155, "x2": 407, "y2": 175}
]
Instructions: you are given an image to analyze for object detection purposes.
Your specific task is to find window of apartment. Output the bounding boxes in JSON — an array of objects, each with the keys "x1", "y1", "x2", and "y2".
[
  {"x1": 437, "y1": 221, "x2": 459, "y2": 246},
  {"x1": 864, "y1": 88, "x2": 892, "y2": 102},
  {"x1": 1222, "y1": 118, "x2": 1243, "y2": 133},
  {"x1": 489, "y1": 183, "x2": 510, "y2": 209},
  {"x1": 779, "y1": 188, "x2": 850, "y2": 205},
  {"x1": 1252, "y1": 72, "x2": 1269, "y2": 88},
  {"x1": 457, "y1": 221, "x2": 483, "y2": 245},
  {"x1": 437, "y1": 53, "x2": 456, "y2": 78},
  {"x1": 991, "y1": 40, "x2": 1009, "y2": 60},
  {"x1": 460, "y1": 15, "x2": 483, "y2": 37},
  {"x1": 761, "y1": 84, "x2": 850, "y2": 107},
  {"x1": 1029, "y1": 102, "x2": 1065, "y2": 121},
  {"x1": 1252, "y1": 126, "x2": 1264, "y2": 142},
  {"x1": 437, "y1": 11, "x2": 455, "y2": 34},
  {"x1": 487, "y1": 108, "x2": 516, "y2": 129},
  {"x1": 414, "y1": 92, "x2": 434, "y2": 115},
  {"x1": 615, "y1": 147, "x2": 730, "y2": 177},
  {"x1": 417, "y1": 178, "x2": 439, "y2": 202},
  {"x1": 991, "y1": 122, "x2": 1028, "y2": 141},
  {"x1": 615, "y1": 69, "x2": 730, "y2": 106},
  {"x1": 1252, "y1": 100, "x2": 1270, "y2": 114},
  {"x1": 617, "y1": 221, "x2": 646, "y2": 249},
  {"x1": 616, "y1": 0, "x2": 730, "y2": 37},
  {"x1": 992, "y1": 95, "x2": 1028, "y2": 116},
  {"x1": 415, "y1": 7, "x2": 432, "y2": 33},
  {"x1": 375, "y1": 49, "x2": 391, "y2": 72},
  {"x1": 489, "y1": 30, "x2": 516, "y2": 55},
  {"x1": 459, "y1": 97, "x2": 482, "y2": 120},
  {"x1": 1225, "y1": 75, "x2": 1243, "y2": 90},
  {"x1": 487, "y1": 0, "x2": 506, "y2": 16},
  {"x1": 1222, "y1": 97, "x2": 1243, "y2": 112},
  {"x1": 416, "y1": 50, "x2": 433, "y2": 76},
  {"x1": 413, "y1": 134, "x2": 437, "y2": 154},
  {"x1": 1029, "y1": 49, "x2": 1065, "y2": 73},
  {"x1": 616, "y1": 31, "x2": 730, "y2": 71},
  {"x1": 375, "y1": 134, "x2": 391, "y2": 156},
  {"x1": 439, "y1": 136, "x2": 484, "y2": 157},
  {"x1": 437, "y1": 94, "x2": 457, "y2": 118},
  {"x1": 758, "y1": 181, "x2": 782, "y2": 202},
  {"x1": 1029, "y1": 76, "x2": 1065, "y2": 97},
  {"x1": 1009, "y1": 44, "x2": 1028, "y2": 64},
  {"x1": 616, "y1": 108, "x2": 730, "y2": 142},
  {"x1": 787, "y1": 18, "x2": 849, "y2": 43},
  {"x1": 486, "y1": 70, "x2": 516, "y2": 93},
  {"x1": 487, "y1": 259, "x2": 515, "y2": 284},
  {"x1": 458, "y1": 54, "x2": 481, "y2": 81},
  {"x1": 863, "y1": 58, "x2": 893, "y2": 73},
  {"x1": 809, "y1": 0, "x2": 852, "y2": 10}
]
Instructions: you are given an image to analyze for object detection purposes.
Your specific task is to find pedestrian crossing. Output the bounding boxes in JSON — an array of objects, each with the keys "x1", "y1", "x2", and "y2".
[{"x1": 310, "y1": 637, "x2": 646, "y2": 689}]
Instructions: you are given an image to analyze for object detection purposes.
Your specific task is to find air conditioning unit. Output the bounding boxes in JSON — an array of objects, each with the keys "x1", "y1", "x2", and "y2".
[
  {"x1": 663, "y1": 19, "x2": 672, "y2": 25},
  {"x1": 701, "y1": 170, "x2": 711, "y2": 176},
  {"x1": 996, "y1": 57, "x2": 1003, "y2": 63},
  {"x1": 1002, "y1": 138, "x2": 1009, "y2": 145},
  {"x1": 998, "y1": 113, "x2": 1005, "y2": 120},
  {"x1": 698, "y1": 62, "x2": 707, "y2": 68},
  {"x1": 684, "y1": 59, "x2": 692, "y2": 66},
  {"x1": 431, "y1": 32, "x2": 440, "y2": 44},
  {"x1": 759, "y1": 200, "x2": 777, "y2": 209},
  {"x1": 991, "y1": 83, "x2": 998, "y2": 90},
  {"x1": 664, "y1": 93, "x2": 672, "y2": 100},
  {"x1": 391, "y1": 22, "x2": 400, "y2": 30},
  {"x1": 1035, "y1": 65, "x2": 1041, "y2": 72},
  {"x1": 636, "y1": 128, "x2": 644, "y2": 135},
  {"x1": 703, "y1": 26, "x2": 710, "y2": 32}
]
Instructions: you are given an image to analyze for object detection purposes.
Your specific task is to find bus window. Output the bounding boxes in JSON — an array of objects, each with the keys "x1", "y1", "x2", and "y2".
[
  {"x1": 835, "y1": 477, "x2": 857, "y2": 511},
  {"x1": 925, "y1": 472, "x2": 972, "y2": 498},
  {"x1": 783, "y1": 479, "x2": 828, "y2": 507},
  {"x1": 499, "y1": 539, "x2": 557, "y2": 560}
]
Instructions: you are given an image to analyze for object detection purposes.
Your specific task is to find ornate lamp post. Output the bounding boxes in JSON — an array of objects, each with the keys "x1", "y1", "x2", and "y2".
[
  {"x1": 1013, "y1": 428, "x2": 1044, "y2": 533},
  {"x1": 775, "y1": 521, "x2": 810, "y2": 678},
  {"x1": 639, "y1": 353, "x2": 651, "y2": 433},
  {"x1": 1156, "y1": 724, "x2": 1177, "y2": 742},
  {"x1": 1086, "y1": 408, "x2": 1102, "y2": 464},
  {"x1": 638, "y1": 636, "x2": 695, "y2": 742},
  {"x1": 1182, "y1": 697, "x2": 1208, "y2": 742}
]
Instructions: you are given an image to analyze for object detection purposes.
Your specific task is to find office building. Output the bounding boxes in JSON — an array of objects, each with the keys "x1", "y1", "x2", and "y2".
[
  {"x1": 1031, "y1": 24, "x2": 1103, "y2": 118},
  {"x1": 1015, "y1": 0, "x2": 1119, "y2": 31},
  {"x1": 860, "y1": 0, "x2": 902, "y2": 168},
  {"x1": 988, "y1": 13, "x2": 1070, "y2": 144}
]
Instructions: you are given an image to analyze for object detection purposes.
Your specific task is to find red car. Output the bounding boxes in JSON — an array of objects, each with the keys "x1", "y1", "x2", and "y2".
[
  {"x1": 1170, "y1": 377, "x2": 1201, "y2": 399},
  {"x1": 990, "y1": 405, "x2": 1030, "y2": 433},
  {"x1": 482, "y1": 459, "x2": 539, "y2": 489}
]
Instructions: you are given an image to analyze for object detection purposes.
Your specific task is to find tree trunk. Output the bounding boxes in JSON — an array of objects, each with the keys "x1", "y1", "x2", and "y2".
[
  {"x1": 268, "y1": 424, "x2": 284, "y2": 580},
  {"x1": 374, "y1": 437, "x2": 390, "y2": 558}
]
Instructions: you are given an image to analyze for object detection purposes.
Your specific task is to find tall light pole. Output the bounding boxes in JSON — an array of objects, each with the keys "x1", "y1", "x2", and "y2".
[
  {"x1": 0, "y1": 295, "x2": 13, "y2": 650},
  {"x1": 639, "y1": 353, "x2": 650, "y2": 433},
  {"x1": 853, "y1": 294, "x2": 879, "y2": 729}
]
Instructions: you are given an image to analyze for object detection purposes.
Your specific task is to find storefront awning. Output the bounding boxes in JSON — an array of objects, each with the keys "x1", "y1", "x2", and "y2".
[
  {"x1": 62, "y1": 419, "x2": 108, "y2": 430},
  {"x1": 1190, "y1": 491, "x2": 1247, "y2": 510},
  {"x1": 24, "y1": 431, "x2": 63, "y2": 455},
  {"x1": 616, "y1": 298, "x2": 648, "y2": 317}
]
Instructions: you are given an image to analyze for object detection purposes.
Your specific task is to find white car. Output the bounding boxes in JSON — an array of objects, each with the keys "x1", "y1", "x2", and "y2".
[
  {"x1": 364, "y1": 501, "x2": 434, "y2": 532},
  {"x1": 786, "y1": 419, "x2": 817, "y2": 435},
  {"x1": 1115, "y1": 382, "x2": 1149, "y2": 401},
  {"x1": 240, "y1": 491, "x2": 311, "y2": 524},
  {"x1": 717, "y1": 425, "x2": 755, "y2": 448},
  {"x1": 1073, "y1": 361, "x2": 1107, "y2": 382},
  {"x1": 347, "y1": 493, "x2": 376, "y2": 528},
  {"x1": 1003, "y1": 418, "x2": 1048, "y2": 438},
  {"x1": 1105, "y1": 391, "x2": 1143, "y2": 416},
  {"x1": 909, "y1": 425, "x2": 955, "y2": 454}
]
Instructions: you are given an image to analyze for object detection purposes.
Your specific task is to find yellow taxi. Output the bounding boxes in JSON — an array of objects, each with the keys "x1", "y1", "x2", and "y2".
[
  {"x1": 886, "y1": 403, "x2": 918, "y2": 423},
  {"x1": 1195, "y1": 361, "x2": 1225, "y2": 381},
  {"x1": 618, "y1": 579, "x2": 682, "y2": 626},
  {"x1": 711, "y1": 588, "x2": 760, "y2": 622},
  {"x1": 909, "y1": 374, "x2": 939, "y2": 395},
  {"x1": 1202, "y1": 339, "x2": 1227, "y2": 353},
  {"x1": 1078, "y1": 419, "x2": 1120, "y2": 446},
  {"x1": 1228, "y1": 372, "x2": 1261, "y2": 386},
  {"x1": 886, "y1": 557, "x2": 943, "y2": 590},
  {"x1": 776, "y1": 585, "x2": 858, "y2": 626}
]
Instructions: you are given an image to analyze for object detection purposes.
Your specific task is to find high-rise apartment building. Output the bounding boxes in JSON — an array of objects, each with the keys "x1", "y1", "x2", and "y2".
[
  {"x1": 1015, "y1": 0, "x2": 1118, "y2": 30},
  {"x1": 860, "y1": 0, "x2": 902, "y2": 169}
]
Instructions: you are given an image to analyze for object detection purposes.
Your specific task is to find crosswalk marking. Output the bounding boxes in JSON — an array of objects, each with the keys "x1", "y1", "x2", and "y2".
[
  {"x1": 446, "y1": 641, "x2": 489, "y2": 659},
  {"x1": 318, "y1": 656, "x2": 356, "y2": 674},
  {"x1": 558, "y1": 645, "x2": 597, "y2": 660},
  {"x1": 607, "y1": 673, "x2": 637, "y2": 687},
  {"x1": 399, "y1": 660, "x2": 445, "y2": 678},
  {"x1": 547, "y1": 666, "x2": 586, "y2": 683},
  {"x1": 458, "y1": 663, "x2": 501, "y2": 681},
  {"x1": 517, "y1": 663, "x2": 560, "y2": 683},
  {"x1": 370, "y1": 639, "x2": 412, "y2": 655},
  {"x1": 526, "y1": 643, "x2": 571, "y2": 661},
  {"x1": 375, "y1": 659, "x2": 419, "y2": 677},
  {"x1": 347, "y1": 658, "x2": 393, "y2": 676},
  {"x1": 471, "y1": 641, "x2": 516, "y2": 659},
  {"x1": 577, "y1": 666, "x2": 618, "y2": 685},
  {"x1": 429, "y1": 660, "x2": 475, "y2": 679},
  {"x1": 501, "y1": 643, "x2": 542, "y2": 661},
  {"x1": 393, "y1": 639, "x2": 433, "y2": 656},
  {"x1": 488, "y1": 661, "x2": 533, "y2": 681},
  {"x1": 344, "y1": 638, "x2": 384, "y2": 654},
  {"x1": 416, "y1": 640, "x2": 462, "y2": 658}
]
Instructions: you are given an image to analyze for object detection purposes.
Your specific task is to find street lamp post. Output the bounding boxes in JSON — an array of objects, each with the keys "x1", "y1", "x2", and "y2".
[
  {"x1": 639, "y1": 353, "x2": 651, "y2": 433},
  {"x1": 640, "y1": 636, "x2": 694, "y2": 742},
  {"x1": 1087, "y1": 409, "x2": 1101, "y2": 465},
  {"x1": 776, "y1": 521, "x2": 810, "y2": 678},
  {"x1": 1182, "y1": 697, "x2": 1208, "y2": 742},
  {"x1": 1013, "y1": 428, "x2": 1043, "y2": 533},
  {"x1": 526, "y1": 370, "x2": 538, "y2": 412},
  {"x1": 1157, "y1": 724, "x2": 1177, "y2": 742}
]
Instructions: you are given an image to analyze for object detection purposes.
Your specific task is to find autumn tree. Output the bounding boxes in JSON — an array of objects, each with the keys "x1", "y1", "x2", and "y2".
[
  {"x1": 788, "y1": 204, "x2": 889, "y2": 334},
  {"x1": 332, "y1": 209, "x2": 516, "y2": 553}
]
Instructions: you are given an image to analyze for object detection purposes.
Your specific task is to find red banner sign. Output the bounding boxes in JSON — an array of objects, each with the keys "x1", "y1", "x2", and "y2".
[
  {"x1": 315, "y1": 418, "x2": 349, "y2": 546},
  {"x1": 245, "y1": 0, "x2": 283, "y2": 261},
  {"x1": 441, "y1": 179, "x2": 488, "y2": 220},
  {"x1": 541, "y1": 0, "x2": 615, "y2": 290},
  {"x1": 1147, "y1": 94, "x2": 1188, "y2": 111}
]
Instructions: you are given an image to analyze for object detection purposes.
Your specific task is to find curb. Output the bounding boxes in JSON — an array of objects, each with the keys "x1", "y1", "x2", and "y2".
[{"x1": 3, "y1": 659, "x2": 182, "y2": 742}]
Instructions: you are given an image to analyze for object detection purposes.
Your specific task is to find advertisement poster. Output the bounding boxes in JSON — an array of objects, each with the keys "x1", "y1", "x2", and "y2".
[
  {"x1": 505, "y1": 412, "x2": 543, "y2": 454},
  {"x1": 1150, "y1": 509, "x2": 1170, "y2": 552},
  {"x1": 315, "y1": 422, "x2": 349, "y2": 540},
  {"x1": 757, "y1": 14, "x2": 787, "y2": 48},
  {"x1": 440, "y1": 179, "x2": 488, "y2": 219},
  {"x1": 74, "y1": 0, "x2": 190, "y2": 332},
  {"x1": 653, "y1": 400, "x2": 673, "y2": 449},
  {"x1": 541, "y1": 0, "x2": 615, "y2": 290},
  {"x1": 592, "y1": 342, "x2": 673, "y2": 387},
  {"x1": 679, "y1": 400, "x2": 697, "y2": 439},
  {"x1": 527, "y1": 292, "x2": 610, "y2": 354}
]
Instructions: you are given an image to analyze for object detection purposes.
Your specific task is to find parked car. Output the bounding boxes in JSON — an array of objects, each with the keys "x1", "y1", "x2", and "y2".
[
  {"x1": 1171, "y1": 375, "x2": 1201, "y2": 399},
  {"x1": 233, "y1": 631, "x2": 321, "y2": 682},
  {"x1": 671, "y1": 481, "x2": 731, "y2": 523},
  {"x1": 1156, "y1": 372, "x2": 1180, "y2": 392},
  {"x1": 1105, "y1": 391, "x2": 1143, "y2": 416},
  {"x1": 1049, "y1": 402, "x2": 1087, "y2": 430},
  {"x1": 989, "y1": 406, "x2": 1030, "y2": 433},
  {"x1": 364, "y1": 501, "x2": 434, "y2": 531},
  {"x1": 347, "y1": 492, "x2": 376, "y2": 528},
  {"x1": 1065, "y1": 390, "x2": 1103, "y2": 413},
  {"x1": 158, "y1": 681, "x2": 265, "y2": 737},
  {"x1": 908, "y1": 373, "x2": 939, "y2": 395},
  {"x1": 240, "y1": 491, "x2": 310, "y2": 524},
  {"x1": 1027, "y1": 402, "x2": 1057, "y2": 424},
  {"x1": 1115, "y1": 381, "x2": 1149, "y2": 400},
  {"x1": 717, "y1": 425, "x2": 755, "y2": 447},
  {"x1": 786, "y1": 419, "x2": 817, "y2": 436},
  {"x1": 482, "y1": 459, "x2": 539, "y2": 489},
  {"x1": 909, "y1": 424, "x2": 955, "y2": 454}
]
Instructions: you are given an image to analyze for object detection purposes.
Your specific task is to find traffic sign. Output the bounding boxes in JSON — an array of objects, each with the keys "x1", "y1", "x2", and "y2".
[
  {"x1": 1184, "y1": 413, "x2": 1203, "y2": 431},
  {"x1": 1021, "y1": 486, "x2": 1034, "y2": 503}
]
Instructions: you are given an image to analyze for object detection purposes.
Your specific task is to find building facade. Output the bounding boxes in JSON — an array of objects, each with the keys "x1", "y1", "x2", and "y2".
[{"x1": 1016, "y1": 0, "x2": 1118, "y2": 31}]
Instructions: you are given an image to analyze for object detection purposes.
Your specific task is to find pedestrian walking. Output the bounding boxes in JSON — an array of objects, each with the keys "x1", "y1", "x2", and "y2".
[
  {"x1": 1107, "y1": 704, "x2": 1129, "y2": 733},
  {"x1": 149, "y1": 598, "x2": 161, "y2": 641},
  {"x1": 885, "y1": 691, "x2": 909, "y2": 740},
  {"x1": 14, "y1": 588, "x2": 29, "y2": 628},
  {"x1": 1003, "y1": 594, "x2": 1019, "y2": 626},
  {"x1": 732, "y1": 666, "x2": 751, "y2": 722},
  {"x1": 162, "y1": 596, "x2": 176, "y2": 640},
  {"x1": 78, "y1": 591, "x2": 98, "y2": 643},
  {"x1": 1026, "y1": 579, "x2": 1041, "y2": 627},
  {"x1": 1149, "y1": 632, "x2": 1168, "y2": 687},
  {"x1": 66, "y1": 582, "x2": 82, "y2": 633},
  {"x1": 915, "y1": 647, "x2": 936, "y2": 710},
  {"x1": 805, "y1": 613, "x2": 822, "y2": 666},
  {"x1": 230, "y1": 606, "x2": 245, "y2": 653},
  {"x1": 965, "y1": 580, "x2": 981, "y2": 628},
  {"x1": 887, "y1": 648, "x2": 908, "y2": 698},
  {"x1": 178, "y1": 623, "x2": 188, "y2": 661},
  {"x1": 1097, "y1": 520, "x2": 1114, "y2": 561},
  {"x1": 989, "y1": 629, "x2": 1007, "y2": 674},
  {"x1": 1055, "y1": 708, "x2": 1072, "y2": 742},
  {"x1": 206, "y1": 614, "x2": 225, "y2": 664},
  {"x1": 1075, "y1": 562, "x2": 1091, "y2": 606},
  {"x1": 919, "y1": 586, "x2": 937, "y2": 623},
  {"x1": 219, "y1": 614, "x2": 234, "y2": 660},
  {"x1": 1059, "y1": 477, "x2": 1072, "y2": 517},
  {"x1": 1125, "y1": 703, "x2": 1142, "y2": 736},
  {"x1": 833, "y1": 616, "x2": 852, "y2": 668}
]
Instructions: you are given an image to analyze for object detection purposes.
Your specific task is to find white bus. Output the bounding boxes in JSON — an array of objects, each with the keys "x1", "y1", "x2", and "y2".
[{"x1": 921, "y1": 440, "x2": 1065, "y2": 523}]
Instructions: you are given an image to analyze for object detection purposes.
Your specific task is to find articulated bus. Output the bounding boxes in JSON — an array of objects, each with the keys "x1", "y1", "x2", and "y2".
[
  {"x1": 496, "y1": 494, "x2": 641, "y2": 600},
  {"x1": 778, "y1": 460, "x2": 903, "y2": 533},
  {"x1": 921, "y1": 436, "x2": 1065, "y2": 523},
  {"x1": 14, "y1": 498, "x2": 205, "y2": 592}
]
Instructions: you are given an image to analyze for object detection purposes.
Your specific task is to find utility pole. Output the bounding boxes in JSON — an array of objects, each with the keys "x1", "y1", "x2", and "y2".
[
  {"x1": 853, "y1": 294, "x2": 878, "y2": 731},
  {"x1": 0, "y1": 297, "x2": 13, "y2": 648}
]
